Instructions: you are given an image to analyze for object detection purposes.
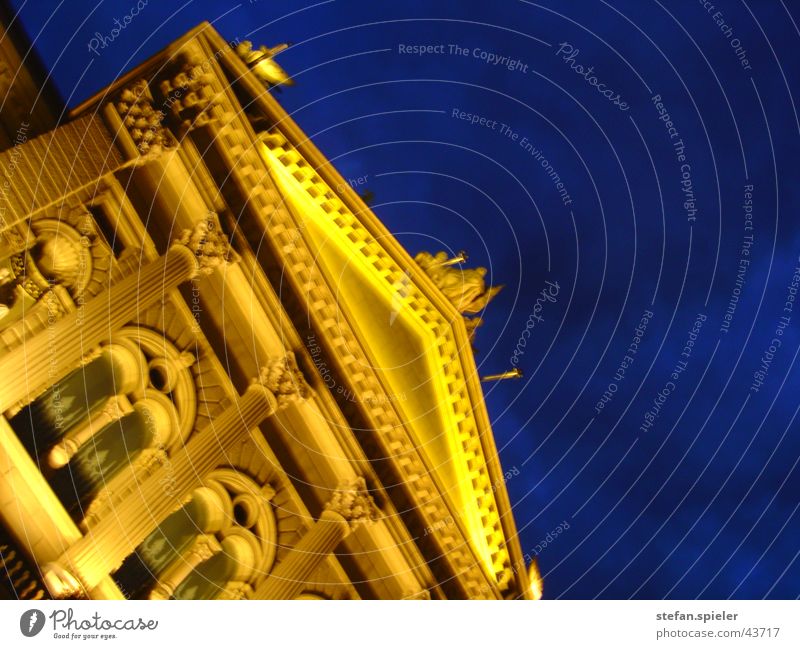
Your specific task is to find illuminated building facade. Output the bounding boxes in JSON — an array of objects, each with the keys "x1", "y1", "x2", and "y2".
[{"x1": 0, "y1": 17, "x2": 534, "y2": 600}]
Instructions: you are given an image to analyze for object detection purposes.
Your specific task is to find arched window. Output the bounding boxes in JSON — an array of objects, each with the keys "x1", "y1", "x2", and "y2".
[{"x1": 113, "y1": 470, "x2": 277, "y2": 600}]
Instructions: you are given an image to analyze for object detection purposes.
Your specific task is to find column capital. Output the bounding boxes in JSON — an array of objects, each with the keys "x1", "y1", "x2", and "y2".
[
  {"x1": 324, "y1": 477, "x2": 378, "y2": 530},
  {"x1": 254, "y1": 352, "x2": 311, "y2": 407},
  {"x1": 173, "y1": 217, "x2": 238, "y2": 275}
]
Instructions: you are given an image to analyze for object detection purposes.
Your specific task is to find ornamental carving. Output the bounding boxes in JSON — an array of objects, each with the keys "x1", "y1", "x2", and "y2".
[
  {"x1": 174, "y1": 217, "x2": 238, "y2": 274},
  {"x1": 29, "y1": 227, "x2": 91, "y2": 291},
  {"x1": 0, "y1": 214, "x2": 104, "y2": 328},
  {"x1": 114, "y1": 80, "x2": 175, "y2": 156},
  {"x1": 0, "y1": 221, "x2": 89, "y2": 326},
  {"x1": 414, "y1": 250, "x2": 503, "y2": 339},
  {"x1": 235, "y1": 41, "x2": 294, "y2": 88},
  {"x1": 325, "y1": 477, "x2": 378, "y2": 529},
  {"x1": 256, "y1": 352, "x2": 311, "y2": 406}
]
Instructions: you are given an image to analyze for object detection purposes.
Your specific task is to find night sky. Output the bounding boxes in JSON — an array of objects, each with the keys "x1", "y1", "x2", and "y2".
[{"x1": 10, "y1": 0, "x2": 800, "y2": 599}]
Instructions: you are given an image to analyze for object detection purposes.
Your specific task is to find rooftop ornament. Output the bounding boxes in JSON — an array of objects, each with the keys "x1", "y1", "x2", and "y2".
[
  {"x1": 235, "y1": 41, "x2": 294, "y2": 88},
  {"x1": 414, "y1": 250, "x2": 503, "y2": 340}
]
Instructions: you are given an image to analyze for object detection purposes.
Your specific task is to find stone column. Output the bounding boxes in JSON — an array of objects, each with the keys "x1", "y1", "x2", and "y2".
[
  {"x1": 47, "y1": 395, "x2": 133, "y2": 469},
  {"x1": 41, "y1": 383, "x2": 277, "y2": 597},
  {"x1": 254, "y1": 477, "x2": 377, "y2": 600},
  {"x1": 0, "y1": 245, "x2": 197, "y2": 413}
]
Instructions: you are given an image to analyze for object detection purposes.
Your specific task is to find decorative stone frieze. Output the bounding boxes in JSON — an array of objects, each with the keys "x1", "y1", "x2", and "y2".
[{"x1": 114, "y1": 79, "x2": 175, "y2": 156}]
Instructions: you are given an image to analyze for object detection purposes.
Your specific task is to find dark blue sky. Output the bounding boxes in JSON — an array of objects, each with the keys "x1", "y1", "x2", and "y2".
[{"x1": 11, "y1": 0, "x2": 800, "y2": 598}]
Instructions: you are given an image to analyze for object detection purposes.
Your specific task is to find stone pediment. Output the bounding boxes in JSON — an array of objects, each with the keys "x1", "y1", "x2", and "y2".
[{"x1": 256, "y1": 129, "x2": 517, "y2": 591}]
